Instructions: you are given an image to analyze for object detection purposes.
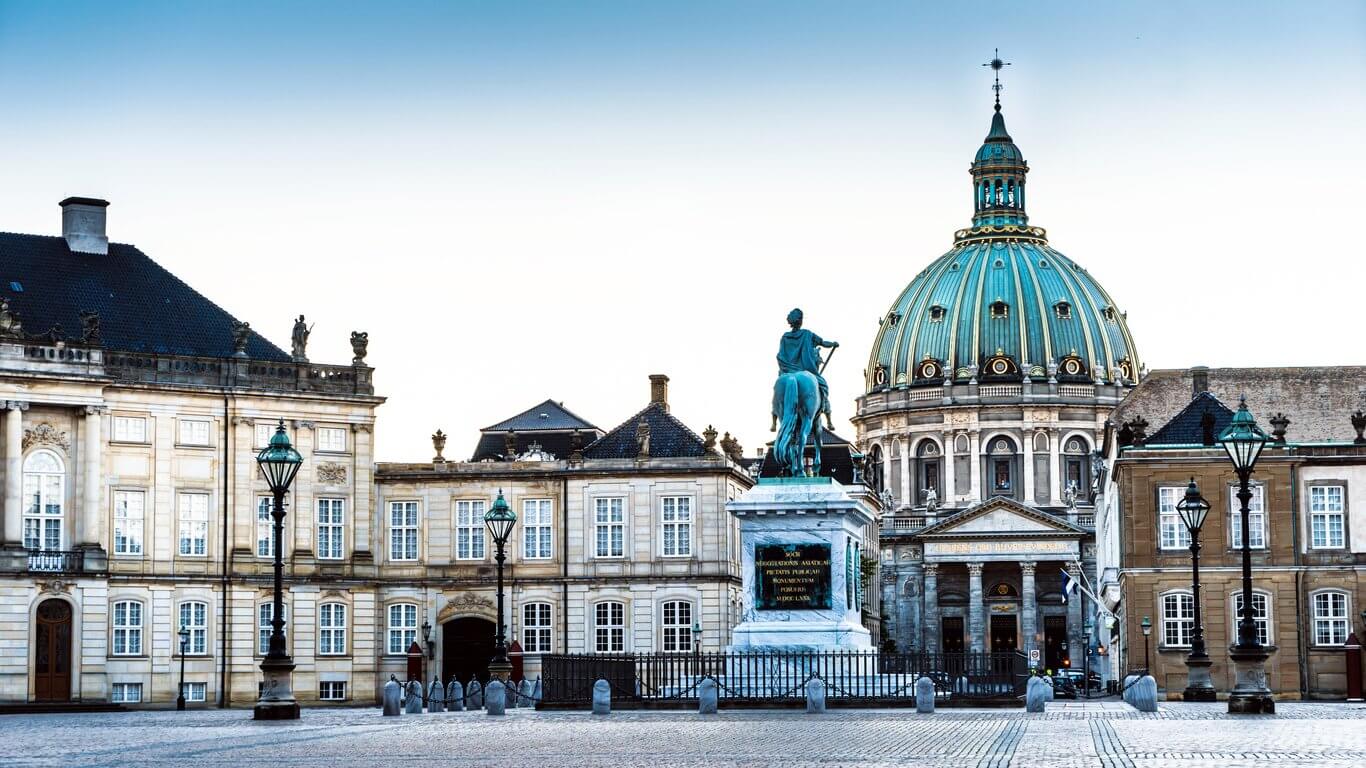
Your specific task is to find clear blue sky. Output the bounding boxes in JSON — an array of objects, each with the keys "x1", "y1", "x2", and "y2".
[{"x1": 2, "y1": 2, "x2": 1363, "y2": 459}]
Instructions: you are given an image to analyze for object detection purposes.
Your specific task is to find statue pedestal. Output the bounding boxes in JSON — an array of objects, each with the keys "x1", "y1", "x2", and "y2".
[{"x1": 726, "y1": 478, "x2": 875, "y2": 651}]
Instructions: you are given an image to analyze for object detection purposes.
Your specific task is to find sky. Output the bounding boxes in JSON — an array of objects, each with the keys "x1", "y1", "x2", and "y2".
[{"x1": 1, "y1": 1, "x2": 1363, "y2": 461}]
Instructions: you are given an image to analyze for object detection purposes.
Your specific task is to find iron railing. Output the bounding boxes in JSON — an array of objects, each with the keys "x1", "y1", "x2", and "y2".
[
  {"x1": 540, "y1": 650, "x2": 1027, "y2": 709},
  {"x1": 27, "y1": 549, "x2": 84, "y2": 573}
]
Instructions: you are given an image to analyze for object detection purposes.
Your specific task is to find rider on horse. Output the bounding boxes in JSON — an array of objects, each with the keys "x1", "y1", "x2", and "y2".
[{"x1": 773, "y1": 308, "x2": 837, "y2": 432}]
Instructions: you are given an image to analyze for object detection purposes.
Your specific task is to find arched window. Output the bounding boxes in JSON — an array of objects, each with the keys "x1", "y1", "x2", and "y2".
[
  {"x1": 178, "y1": 600, "x2": 208, "y2": 655},
  {"x1": 1053, "y1": 301, "x2": 1072, "y2": 320},
  {"x1": 661, "y1": 600, "x2": 693, "y2": 653},
  {"x1": 386, "y1": 603, "x2": 417, "y2": 655},
  {"x1": 1161, "y1": 591, "x2": 1194, "y2": 648},
  {"x1": 990, "y1": 300, "x2": 1009, "y2": 320},
  {"x1": 23, "y1": 450, "x2": 64, "y2": 551},
  {"x1": 1232, "y1": 591, "x2": 1271, "y2": 647},
  {"x1": 1063, "y1": 436, "x2": 1090, "y2": 499},
  {"x1": 988, "y1": 437, "x2": 1017, "y2": 495},
  {"x1": 916, "y1": 439, "x2": 943, "y2": 498},
  {"x1": 318, "y1": 602, "x2": 347, "y2": 655},
  {"x1": 593, "y1": 601, "x2": 625, "y2": 653},
  {"x1": 522, "y1": 602, "x2": 552, "y2": 653}
]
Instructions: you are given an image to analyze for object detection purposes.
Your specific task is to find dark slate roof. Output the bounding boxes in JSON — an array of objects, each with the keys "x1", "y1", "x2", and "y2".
[
  {"x1": 1145, "y1": 391, "x2": 1234, "y2": 446},
  {"x1": 758, "y1": 428, "x2": 860, "y2": 485},
  {"x1": 482, "y1": 399, "x2": 598, "y2": 432},
  {"x1": 582, "y1": 402, "x2": 709, "y2": 460},
  {"x1": 0, "y1": 232, "x2": 289, "y2": 360},
  {"x1": 470, "y1": 429, "x2": 601, "y2": 463}
]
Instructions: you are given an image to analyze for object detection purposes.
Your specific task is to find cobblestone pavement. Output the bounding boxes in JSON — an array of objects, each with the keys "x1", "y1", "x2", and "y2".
[{"x1": 2, "y1": 703, "x2": 1366, "y2": 768}]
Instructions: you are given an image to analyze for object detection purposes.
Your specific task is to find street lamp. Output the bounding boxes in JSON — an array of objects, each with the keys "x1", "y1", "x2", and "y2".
[
  {"x1": 1140, "y1": 616, "x2": 1152, "y2": 672},
  {"x1": 1083, "y1": 617, "x2": 1094, "y2": 699},
  {"x1": 484, "y1": 489, "x2": 517, "y2": 682},
  {"x1": 1218, "y1": 397, "x2": 1274, "y2": 714},
  {"x1": 253, "y1": 419, "x2": 303, "y2": 720},
  {"x1": 422, "y1": 620, "x2": 434, "y2": 659},
  {"x1": 1175, "y1": 478, "x2": 1215, "y2": 702},
  {"x1": 176, "y1": 627, "x2": 190, "y2": 711}
]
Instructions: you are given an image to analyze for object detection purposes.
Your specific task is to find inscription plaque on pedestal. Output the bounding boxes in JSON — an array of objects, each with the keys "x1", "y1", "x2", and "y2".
[{"x1": 755, "y1": 543, "x2": 832, "y2": 610}]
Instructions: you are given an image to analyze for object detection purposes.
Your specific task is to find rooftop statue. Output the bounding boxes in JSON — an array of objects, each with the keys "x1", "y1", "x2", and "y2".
[{"x1": 771, "y1": 308, "x2": 837, "y2": 477}]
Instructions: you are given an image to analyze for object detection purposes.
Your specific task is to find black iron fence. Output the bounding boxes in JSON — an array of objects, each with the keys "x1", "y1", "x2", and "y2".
[{"x1": 540, "y1": 650, "x2": 1027, "y2": 709}]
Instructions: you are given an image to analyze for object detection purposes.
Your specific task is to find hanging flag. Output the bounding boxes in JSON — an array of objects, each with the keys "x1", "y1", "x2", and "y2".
[{"x1": 1061, "y1": 569, "x2": 1079, "y2": 603}]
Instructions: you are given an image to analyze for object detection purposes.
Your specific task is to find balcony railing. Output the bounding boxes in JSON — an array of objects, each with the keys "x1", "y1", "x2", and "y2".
[{"x1": 28, "y1": 550, "x2": 84, "y2": 573}]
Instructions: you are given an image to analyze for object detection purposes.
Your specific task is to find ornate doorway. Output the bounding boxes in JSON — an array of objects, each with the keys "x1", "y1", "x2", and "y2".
[
  {"x1": 990, "y1": 614, "x2": 1018, "y2": 652},
  {"x1": 34, "y1": 599, "x2": 72, "y2": 701},
  {"x1": 1043, "y1": 615, "x2": 1068, "y2": 672},
  {"x1": 441, "y1": 617, "x2": 495, "y2": 687}
]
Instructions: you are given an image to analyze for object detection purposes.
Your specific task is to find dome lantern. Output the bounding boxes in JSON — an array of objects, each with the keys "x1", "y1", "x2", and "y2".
[{"x1": 972, "y1": 51, "x2": 1029, "y2": 229}]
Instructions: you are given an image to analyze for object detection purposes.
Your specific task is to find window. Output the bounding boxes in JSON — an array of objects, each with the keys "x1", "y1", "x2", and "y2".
[
  {"x1": 178, "y1": 601, "x2": 208, "y2": 655},
  {"x1": 1158, "y1": 486, "x2": 1191, "y2": 550},
  {"x1": 1230, "y1": 484, "x2": 1266, "y2": 549},
  {"x1": 113, "y1": 490, "x2": 145, "y2": 556},
  {"x1": 454, "y1": 500, "x2": 486, "y2": 560},
  {"x1": 112, "y1": 600, "x2": 143, "y2": 656},
  {"x1": 255, "y1": 422, "x2": 287, "y2": 448},
  {"x1": 1313, "y1": 592, "x2": 1350, "y2": 646},
  {"x1": 1232, "y1": 591, "x2": 1270, "y2": 647},
  {"x1": 256, "y1": 497, "x2": 274, "y2": 558},
  {"x1": 1161, "y1": 592, "x2": 1194, "y2": 647},
  {"x1": 388, "y1": 501, "x2": 418, "y2": 561},
  {"x1": 522, "y1": 602, "x2": 552, "y2": 653},
  {"x1": 316, "y1": 427, "x2": 347, "y2": 453},
  {"x1": 594, "y1": 601, "x2": 625, "y2": 653},
  {"x1": 1063, "y1": 437, "x2": 1090, "y2": 499},
  {"x1": 318, "y1": 603, "x2": 347, "y2": 655},
  {"x1": 928, "y1": 305, "x2": 946, "y2": 322},
  {"x1": 22, "y1": 450, "x2": 64, "y2": 551},
  {"x1": 110, "y1": 683, "x2": 142, "y2": 703},
  {"x1": 319, "y1": 681, "x2": 347, "y2": 701},
  {"x1": 258, "y1": 603, "x2": 288, "y2": 655},
  {"x1": 387, "y1": 603, "x2": 418, "y2": 655},
  {"x1": 660, "y1": 497, "x2": 692, "y2": 557},
  {"x1": 177, "y1": 492, "x2": 209, "y2": 556},
  {"x1": 594, "y1": 498, "x2": 625, "y2": 558},
  {"x1": 316, "y1": 498, "x2": 345, "y2": 560},
  {"x1": 178, "y1": 419, "x2": 211, "y2": 446},
  {"x1": 1309, "y1": 486, "x2": 1345, "y2": 549},
  {"x1": 661, "y1": 600, "x2": 693, "y2": 653},
  {"x1": 1054, "y1": 301, "x2": 1072, "y2": 320},
  {"x1": 180, "y1": 682, "x2": 206, "y2": 702},
  {"x1": 990, "y1": 300, "x2": 1009, "y2": 319},
  {"x1": 523, "y1": 499, "x2": 553, "y2": 559},
  {"x1": 113, "y1": 416, "x2": 147, "y2": 443}
]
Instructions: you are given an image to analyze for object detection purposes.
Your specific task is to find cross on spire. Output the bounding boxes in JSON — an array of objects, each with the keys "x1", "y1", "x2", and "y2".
[{"x1": 982, "y1": 48, "x2": 1011, "y2": 111}]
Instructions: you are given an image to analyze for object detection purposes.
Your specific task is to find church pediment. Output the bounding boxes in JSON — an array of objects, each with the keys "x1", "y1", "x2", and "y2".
[{"x1": 915, "y1": 497, "x2": 1084, "y2": 538}]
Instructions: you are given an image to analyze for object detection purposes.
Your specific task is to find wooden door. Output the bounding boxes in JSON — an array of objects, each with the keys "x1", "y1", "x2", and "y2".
[{"x1": 35, "y1": 599, "x2": 72, "y2": 702}]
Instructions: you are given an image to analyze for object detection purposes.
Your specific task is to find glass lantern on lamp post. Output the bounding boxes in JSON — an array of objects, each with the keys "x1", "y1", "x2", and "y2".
[
  {"x1": 484, "y1": 490, "x2": 517, "y2": 682},
  {"x1": 176, "y1": 627, "x2": 190, "y2": 711},
  {"x1": 253, "y1": 420, "x2": 303, "y2": 720},
  {"x1": 1176, "y1": 478, "x2": 1216, "y2": 702}
]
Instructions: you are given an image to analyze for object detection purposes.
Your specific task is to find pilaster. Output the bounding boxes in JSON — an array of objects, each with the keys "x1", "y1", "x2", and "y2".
[{"x1": 967, "y1": 561, "x2": 984, "y2": 654}]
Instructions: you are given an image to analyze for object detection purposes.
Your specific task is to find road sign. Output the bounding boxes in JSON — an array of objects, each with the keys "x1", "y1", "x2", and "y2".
[{"x1": 1028, "y1": 649, "x2": 1041, "y2": 666}]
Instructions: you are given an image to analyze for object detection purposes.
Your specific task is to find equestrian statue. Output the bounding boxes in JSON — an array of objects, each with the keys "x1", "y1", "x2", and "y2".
[{"x1": 771, "y1": 308, "x2": 837, "y2": 477}]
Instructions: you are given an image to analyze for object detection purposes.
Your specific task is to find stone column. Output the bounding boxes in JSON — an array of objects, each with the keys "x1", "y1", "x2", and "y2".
[
  {"x1": 79, "y1": 406, "x2": 104, "y2": 550},
  {"x1": 1048, "y1": 430, "x2": 1063, "y2": 506},
  {"x1": 1020, "y1": 562, "x2": 1038, "y2": 657},
  {"x1": 967, "y1": 432, "x2": 981, "y2": 502},
  {"x1": 3, "y1": 402, "x2": 27, "y2": 547},
  {"x1": 1022, "y1": 430, "x2": 1035, "y2": 503},
  {"x1": 922, "y1": 563, "x2": 940, "y2": 654},
  {"x1": 1066, "y1": 561, "x2": 1084, "y2": 664},
  {"x1": 942, "y1": 433, "x2": 956, "y2": 505},
  {"x1": 967, "y1": 562, "x2": 985, "y2": 654}
]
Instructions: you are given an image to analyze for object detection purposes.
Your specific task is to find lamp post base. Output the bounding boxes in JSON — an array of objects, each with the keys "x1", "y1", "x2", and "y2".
[
  {"x1": 1183, "y1": 655, "x2": 1217, "y2": 702},
  {"x1": 487, "y1": 658, "x2": 513, "y2": 683},
  {"x1": 254, "y1": 656, "x2": 300, "y2": 721},
  {"x1": 1227, "y1": 645, "x2": 1275, "y2": 714}
]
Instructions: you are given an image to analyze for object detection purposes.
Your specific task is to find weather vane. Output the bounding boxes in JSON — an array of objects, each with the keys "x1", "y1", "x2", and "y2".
[{"x1": 982, "y1": 48, "x2": 1011, "y2": 110}]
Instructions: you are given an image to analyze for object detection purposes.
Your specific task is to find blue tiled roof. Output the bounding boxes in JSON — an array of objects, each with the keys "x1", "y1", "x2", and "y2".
[
  {"x1": 582, "y1": 402, "x2": 708, "y2": 460},
  {"x1": 0, "y1": 232, "x2": 288, "y2": 360},
  {"x1": 482, "y1": 399, "x2": 598, "y2": 432},
  {"x1": 1146, "y1": 391, "x2": 1235, "y2": 446}
]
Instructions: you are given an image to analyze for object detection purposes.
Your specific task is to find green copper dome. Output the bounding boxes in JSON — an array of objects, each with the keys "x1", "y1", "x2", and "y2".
[{"x1": 865, "y1": 106, "x2": 1140, "y2": 392}]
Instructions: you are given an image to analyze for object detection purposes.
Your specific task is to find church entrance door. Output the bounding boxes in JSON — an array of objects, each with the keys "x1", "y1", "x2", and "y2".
[
  {"x1": 442, "y1": 617, "x2": 496, "y2": 688},
  {"x1": 941, "y1": 616, "x2": 965, "y2": 653},
  {"x1": 34, "y1": 599, "x2": 72, "y2": 702},
  {"x1": 1043, "y1": 615, "x2": 1068, "y2": 672},
  {"x1": 989, "y1": 614, "x2": 1017, "y2": 652}
]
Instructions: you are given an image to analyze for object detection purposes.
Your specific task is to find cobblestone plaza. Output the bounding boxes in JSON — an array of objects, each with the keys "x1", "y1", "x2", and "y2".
[{"x1": 4, "y1": 704, "x2": 1366, "y2": 768}]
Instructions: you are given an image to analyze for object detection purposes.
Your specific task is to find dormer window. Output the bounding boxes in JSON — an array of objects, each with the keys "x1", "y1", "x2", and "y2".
[
  {"x1": 928, "y1": 305, "x2": 946, "y2": 322},
  {"x1": 1103, "y1": 306, "x2": 1118, "y2": 323},
  {"x1": 1054, "y1": 301, "x2": 1072, "y2": 320},
  {"x1": 990, "y1": 300, "x2": 1009, "y2": 319}
]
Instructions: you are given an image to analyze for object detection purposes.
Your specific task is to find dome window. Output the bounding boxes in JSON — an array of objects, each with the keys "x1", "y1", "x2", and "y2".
[
  {"x1": 928, "y1": 305, "x2": 946, "y2": 322},
  {"x1": 994, "y1": 258, "x2": 1005, "y2": 268},
  {"x1": 990, "y1": 300, "x2": 1009, "y2": 319},
  {"x1": 1058, "y1": 354, "x2": 1088, "y2": 380},
  {"x1": 1039, "y1": 259, "x2": 1050, "y2": 268},
  {"x1": 916, "y1": 357, "x2": 942, "y2": 381},
  {"x1": 1054, "y1": 301, "x2": 1072, "y2": 320},
  {"x1": 872, "y1": 363, "x2": 888, "y2": 388},
  {"x1": 1103, "y1": 306, "x2": 1118, "y2": 323}
]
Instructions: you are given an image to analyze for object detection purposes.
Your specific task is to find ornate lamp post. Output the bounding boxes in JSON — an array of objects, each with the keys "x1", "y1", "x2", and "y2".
[
  {"x1": 1140, "y1": 616, "x2": 1152, "y2": 672},
  {"x1": 253, "y1": 419, "x2": 303, "y2": 720},
  {"x1": 1218, "y1": 397, "x2": 1274, "y2": 714},
  {"x1": 176, "y1": 627, "x2": 190, "y2": 711},
  {"x1": 1175, "y1": 478, "x2": 1215, "y2": 701},
  {"x1": 483, "y1": 490, "x2": 517, "y2": 682}
]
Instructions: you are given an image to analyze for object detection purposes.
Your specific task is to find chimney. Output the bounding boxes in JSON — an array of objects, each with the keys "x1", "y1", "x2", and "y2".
[
  {"x1": 60, "y1": 197, "x2": 110, "y2": 255},
  {"x1": 649, "y1": 374, "x2": 670, "y2": 411},
  {"x1": 1190, "y1": 365, "x2": 1209, "y2": 398}
]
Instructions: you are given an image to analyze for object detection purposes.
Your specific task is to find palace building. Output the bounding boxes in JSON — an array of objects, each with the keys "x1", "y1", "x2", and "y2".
[{"x1": 858, "y1": 77, "x2": 1141, "y2": 675}]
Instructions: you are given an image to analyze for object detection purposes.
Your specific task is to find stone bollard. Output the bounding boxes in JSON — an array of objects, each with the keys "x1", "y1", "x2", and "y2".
[
  {"x1": 532, "y1": 676, "x2": 543, "y2": 704},
  {"x1": 468, "y1": 679, "x2": 484, "y2": 709},
  {"x1": 915, "y1": 676, "x2": 935, "y2": 714},
  {"x1": 698, "y1": 678, "x2": 718, "y2": 714},
  {"x1": 447, "y1": 679, "x2": 465, "y2": 711},
  {"x1": 382, "y1": 675, "x2": 402, "y2": 716},
  {"x1": 485, "y1": 680, "x2": 506, "y2": 716},
  {"x1": 1130, "y1": 675, "x2": 1159, "y2": 712},
  {"x1": 507, "y1": 679, "x2": 519, "y2": 709},
  {"x1": 805, "y1": 678, "x2": 826, "y2": 714},
  {"x1": 592, "y1": 679, "x2": 611, "y2": 715},
  {"x1": 520, "y1": 678, "x2": 535, "y2": 708},
  {"x1": 405, "y1": 680, "x2": 424, "y2": 714},
  {"x1": 1042, "y1": 675, "x2": 1055, "y2": 702},
  {"x1": 427, "y1": 678, "x2": 445, "y2": 713},
  {"x1": 1025, "y1": 676, "x2": 1048, "y2": 713}
]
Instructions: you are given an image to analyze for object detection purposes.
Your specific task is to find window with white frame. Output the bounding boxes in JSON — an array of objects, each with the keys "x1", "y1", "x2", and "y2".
[
  {"x1": 388, "y1": 502, "x2": 419, "y2": 561},
  {"x1": 180, "y1": 682, "x2": 207, "y2": 702},
  {"x1": 1309, "y1": 485, "x2": 1346, "y2": 549},
  {"x1": 594, "y1": 601, "x2": 625, "y2": 653},
  {"x1": 1161, "y1": 592, "x2": 1194, "y2": 647},
  {"x1": 113, "y1": 490, "x2": 145, "y2": 556},
  {"x1": 1232, "y1": 591, "x2": 1270, "y2": 646},
  {"x1": 1230, "y1": 484, "x2": 1266, "y2": 549},
  {"x1": 178, "y1": 419, "x2": 211, "y2": 446},
  {"x1": 316, "y1": 427, "x2": 347, "y2": 453},
  {"x1": 179, "y1": 600, "x2": 208, "y2": 655},
  {"x1": 387, "y1": 603, "x2": 418, "y2": 655},
  {"x1": 522, "y1": 602, "x2": 552, "y2": 653},
  {"x1": 1313, "y1": 591, "x2": 1350, "y2": 646},
  {"x1": 316, "y1": 498, "x2": 345, "y2": 560},
  {"x1": 594, "y1": 497, "x2": 625, "y2": 558},
  {"x1": 319, "y1": 681, "x2": 347, "y2": 700},
  {"x1": 319, "y1": 602, "x2": 347, "y2": 655},
  {"x1": 22, "y1": 450, "x2": 64, "y2": 551},
  {"x1": 113, "y1": 416, "x2": 147, "y2": 443},
  {"x1": 256, "y1": 497, "x2": 274, "y2": 558},
  {"x1": 110, "y1": 683, "x2": 142, "y2": 703},
  {"x1": 257, "y1": 603, "x2": 288, "y2": 655},
  {"x1": 111, "y1": 600, "x2": 143, "y2": 656},
  {"x1": 522, "y1": 499, "x2": 553, "y2": 559},
  {"x1": 255, "y1": 422, "x2": 287, "y2": 448},
  {"x1": 178, "y1": 492, "x2": 209, "y2": 556},
  {"x1": 660, "y1": 497, "x2": 692, "y2": 557},
  {"x1": 661, "y1": 600, "x2": 693, "y2": 652},
  {"x1": 454, "y1": 500, "x2": 487, "y2": 560},
  {"x1": 1157, "y1": 486, "x2": 1190, "y2": 550}
]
